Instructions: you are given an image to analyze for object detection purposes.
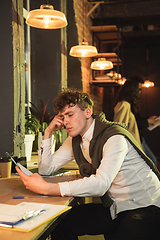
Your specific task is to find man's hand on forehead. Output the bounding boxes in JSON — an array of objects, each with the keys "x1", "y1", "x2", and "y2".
[
  {"x1": 57, "y1": 113, "x2": 64, "y2": 120},
  {"x1": 44, "y1": 113, "x2": 64, "y2": 139}
]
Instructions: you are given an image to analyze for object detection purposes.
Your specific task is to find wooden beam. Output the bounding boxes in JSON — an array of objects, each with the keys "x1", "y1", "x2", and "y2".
[
  {"x1": 92, "y1": 0, "x2": 160, "y2": 19},
  {"x1": 91, "y1": 25, "x2": 118, "y2": 32},
  {"x1": 94, "y1": 52, "x2": 118, "y2": 58},
  {"x1": 87, "y1": 2, "x2": 102, "y2": 17}
]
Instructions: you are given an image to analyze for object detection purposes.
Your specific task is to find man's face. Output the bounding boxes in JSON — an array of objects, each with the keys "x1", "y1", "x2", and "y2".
[{"x1": 59, "y1": 104, "x2": 91, "y2": 137}]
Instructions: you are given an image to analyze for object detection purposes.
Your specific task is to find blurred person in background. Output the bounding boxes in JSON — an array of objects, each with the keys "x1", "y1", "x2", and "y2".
[{"x1": 114, "y1": 75, "x2": 158, "y2": 165}]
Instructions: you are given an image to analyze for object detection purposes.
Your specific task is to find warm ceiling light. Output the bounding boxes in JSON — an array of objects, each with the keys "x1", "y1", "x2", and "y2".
[
  {"x1": 26, "y1": 4, "x2": 68, "y2": 29},
  {"x1": 142, "y1": 80, "x2": 154, "y2": 88},
  {"x1": 107, "y1": 71, "x2": 121, "y2": 80},
  {"x1": 69, "y1": 42, "x2": 98, "y2": 57},
  {"x1": 117, "y1": 77, "x2": 126, "y2": 85},
  {"x1": 91, "y1": 58, "x2": 113, "y2": 70}
]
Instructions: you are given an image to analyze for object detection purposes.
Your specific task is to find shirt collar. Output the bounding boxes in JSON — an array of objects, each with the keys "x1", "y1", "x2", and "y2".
[{"x1": 82, "y1": 119, "x2": 95, "y2": 142}]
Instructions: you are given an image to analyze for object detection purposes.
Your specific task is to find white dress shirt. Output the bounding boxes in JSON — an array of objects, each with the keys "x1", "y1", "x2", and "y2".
[{"x1": 39, "y1": 120, "x2": 160, "y2": 219}]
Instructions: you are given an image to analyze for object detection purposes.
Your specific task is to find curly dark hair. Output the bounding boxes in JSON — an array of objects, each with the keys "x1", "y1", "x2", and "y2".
[
  {"x1": 115, "y1": 75, "x2": 144, "y2": 114},
  {"x1": 53, "y1": 88, "x2": 94, "y2": 113}
]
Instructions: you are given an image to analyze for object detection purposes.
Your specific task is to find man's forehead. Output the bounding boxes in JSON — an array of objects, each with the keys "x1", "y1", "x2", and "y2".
[{"x1": 59, "y1": 104, "x2": 77, "y2": 115}]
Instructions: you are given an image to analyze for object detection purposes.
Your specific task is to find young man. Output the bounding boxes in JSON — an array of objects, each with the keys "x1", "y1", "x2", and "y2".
[{"x1": 17, "y1": 88, "x2": 160, "y2": 240}]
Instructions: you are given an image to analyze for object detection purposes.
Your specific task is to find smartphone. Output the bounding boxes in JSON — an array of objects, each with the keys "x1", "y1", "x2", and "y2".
[
  {"x1": 5, "y1": 152, "x2": 32, "y2": 176},
  {"x1": 5, "y1": 152, "x2": 20, "y2": 168}
]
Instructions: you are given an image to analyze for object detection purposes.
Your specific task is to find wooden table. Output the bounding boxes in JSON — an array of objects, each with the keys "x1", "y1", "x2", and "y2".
[{"x1": 0, "y1": 174, "x2": 82, "y2": 240}]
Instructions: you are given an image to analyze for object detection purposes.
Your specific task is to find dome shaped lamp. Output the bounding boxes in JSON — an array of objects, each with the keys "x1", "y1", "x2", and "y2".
[
  {"x1": 69, "y1": 42, "x2": 98, "y2": 58},
  {"x1": 26, "y1": 4, "x2": 68, "y2": 29},
  {"x1": 91, "y1": 58, "x2": 113, "y2": 70}
]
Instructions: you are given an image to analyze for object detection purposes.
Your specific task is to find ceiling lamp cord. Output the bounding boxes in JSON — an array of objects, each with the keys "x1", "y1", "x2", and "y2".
[{"x1": 142, "y1": 48, "x2": 154, "y2": 88}]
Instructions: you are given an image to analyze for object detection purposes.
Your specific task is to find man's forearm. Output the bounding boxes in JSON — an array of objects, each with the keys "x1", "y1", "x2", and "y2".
[
  {"x1": 45, "y1": 182, "x2": 61, "y2": 196},
  {"x1": 16, "y1": 167, "x2": 62, "y2": 196},
  {"x1": 43, "y1": 127, "x2": 53, "y2": 140}
]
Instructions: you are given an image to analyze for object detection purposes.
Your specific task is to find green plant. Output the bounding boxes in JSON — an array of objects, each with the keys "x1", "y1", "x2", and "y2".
[
  {"x1": 30, "y1": 100, "x2": 53, "y2": 135},
  {"x1": 25, "y1": 114, "x2": 41, "y2": 135},
  {"x1": 30, "y1": 100, "x2": 52, "y2": 124},
  {"x1": 30, "y1": 100, "x2": 63, "y2": 145},
  {"x1": 53, "y1": 129, "x2": 63, "y2": 145}
]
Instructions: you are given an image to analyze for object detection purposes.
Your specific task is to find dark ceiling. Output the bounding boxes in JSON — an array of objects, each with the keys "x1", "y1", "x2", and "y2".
[{"x1": 87, "y1": 0, "x2": 160, "y2": 48}]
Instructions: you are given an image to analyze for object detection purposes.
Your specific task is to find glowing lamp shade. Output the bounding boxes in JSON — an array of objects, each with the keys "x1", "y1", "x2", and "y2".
[
  {"x1": 142, "y1": 80, "x2": 154, "y2": 88},
  {"x1": 26, "y1": 4, "x2": 68, "y2": 29},
  {"x1": 69, "y1": 42, "x2": 98, "y2": 57},
  {"x1": 91, "y1": 58, "x2": 113, "y2": 70}
]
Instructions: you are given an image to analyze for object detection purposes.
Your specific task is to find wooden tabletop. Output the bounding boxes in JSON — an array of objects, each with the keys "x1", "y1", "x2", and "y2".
[{"x1": 0, "y1": 174, "x2": 81, "y2": 240}]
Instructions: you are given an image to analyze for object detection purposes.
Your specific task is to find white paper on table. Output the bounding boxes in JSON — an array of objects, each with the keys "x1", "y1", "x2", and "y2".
[{"x1": 0, "y1": 202, "x2": 71, "y2": 232}]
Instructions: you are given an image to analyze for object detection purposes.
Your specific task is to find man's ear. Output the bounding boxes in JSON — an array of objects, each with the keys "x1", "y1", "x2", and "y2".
[{"x1": 85, "y1": 108, "x2": 92, "y2": 119}]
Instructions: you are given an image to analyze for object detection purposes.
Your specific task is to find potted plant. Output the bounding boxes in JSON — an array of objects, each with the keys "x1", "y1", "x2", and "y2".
[
  {"x1": 25, "y1": 113, "x2": 41, "y2": 135},
  {"x1": 25, "y1": 113, "x2": 41, "y2": 162},
  {"x1": 30, "y1": 100, "x2": 51, "y2": 134},
  {"x1": 30, "y1": 100, "x2": 63, "y2": 152}
]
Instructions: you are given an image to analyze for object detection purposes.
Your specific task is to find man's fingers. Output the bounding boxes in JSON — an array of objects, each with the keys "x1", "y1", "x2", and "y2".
[{"x1": 16, "y1": 166, "x2": 28, "y2": 179}]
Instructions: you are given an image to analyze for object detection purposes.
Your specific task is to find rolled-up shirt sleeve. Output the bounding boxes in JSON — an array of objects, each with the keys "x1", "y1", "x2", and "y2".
[
  {"x1": 38, "y1": 136, "x2": 74, "y2": 175},
  {"x1": 59, "y1": 135, "x2": 128, "y2": 197}
]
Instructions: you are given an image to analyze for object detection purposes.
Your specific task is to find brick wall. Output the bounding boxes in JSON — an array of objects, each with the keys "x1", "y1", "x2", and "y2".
[{"x1": 73, "y1": 0, "x2": 103, "y2": 114}]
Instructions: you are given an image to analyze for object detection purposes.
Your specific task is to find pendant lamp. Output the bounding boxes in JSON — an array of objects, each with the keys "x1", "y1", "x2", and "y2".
[
  {"x1": 142, "y1": 80, "x2": 154, "y2": 88},
  {"x1": 69, "y1": 0, "x2": 97, "y2": 57},
  {"x1": 91, "y1": 58, "x2": 113, "y2": 70},
  {"x1": 26, "y1": 4, "x2": 68, "y2": 29},
  {"x1": 69, "y1": 42, "x2": 98, "y2": 57}
]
